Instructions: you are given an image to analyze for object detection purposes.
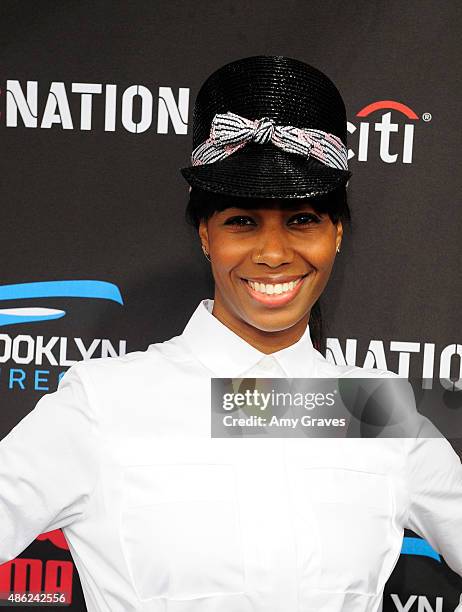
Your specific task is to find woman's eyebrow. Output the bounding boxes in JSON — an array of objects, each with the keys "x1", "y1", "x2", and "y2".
[{"x1": 222, "y1": 204, "x2": 318, "y2": 213}]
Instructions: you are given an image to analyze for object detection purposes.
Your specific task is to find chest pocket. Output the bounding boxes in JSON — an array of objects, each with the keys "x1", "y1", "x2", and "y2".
[
  {"x1": 300, "y1": 467, "x2": 399, "y2": 597},
  {"x1": 120, "y1": 463, "x2": 246, "y2": 601}
]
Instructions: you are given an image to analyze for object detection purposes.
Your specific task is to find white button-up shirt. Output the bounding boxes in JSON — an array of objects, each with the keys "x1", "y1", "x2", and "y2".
[{"x1": 1, "y1": 298, "x2": 461, "y2": 612}]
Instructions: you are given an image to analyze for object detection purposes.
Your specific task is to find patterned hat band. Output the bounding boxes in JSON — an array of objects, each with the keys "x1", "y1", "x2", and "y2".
[{"x1": 191, "y1": 111, "x2": 349, "y2": 171}]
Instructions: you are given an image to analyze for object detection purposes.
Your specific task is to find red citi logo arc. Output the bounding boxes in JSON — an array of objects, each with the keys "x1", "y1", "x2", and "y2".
[{"x1": 348, "y1": 100, "x2": 421, "y2": 164}]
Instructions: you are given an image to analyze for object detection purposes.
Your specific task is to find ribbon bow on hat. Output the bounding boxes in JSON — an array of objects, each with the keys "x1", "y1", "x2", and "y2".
[{"x1": 191, "y1": 111, "x2": 349, "y2": 171}]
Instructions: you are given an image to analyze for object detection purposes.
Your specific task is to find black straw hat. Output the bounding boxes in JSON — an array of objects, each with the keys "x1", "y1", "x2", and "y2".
[{"x1": 180, "y1": 55, "x2": 352, "y2": 199}]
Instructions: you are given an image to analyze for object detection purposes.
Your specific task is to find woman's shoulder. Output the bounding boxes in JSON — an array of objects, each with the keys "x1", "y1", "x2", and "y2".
[{"x1": 60, "y1": 337, "x2": 189, "y2": 420}]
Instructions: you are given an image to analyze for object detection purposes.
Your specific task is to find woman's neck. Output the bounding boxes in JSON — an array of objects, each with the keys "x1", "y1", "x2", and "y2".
[{"x1": 211, "y1": 300, "x2": 310, "y2": 354}]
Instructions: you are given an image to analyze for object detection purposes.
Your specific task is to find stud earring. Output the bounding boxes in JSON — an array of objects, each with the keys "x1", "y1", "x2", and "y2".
[{"x1": 202, "y1": 245, "x2": 211, "y2": 262}]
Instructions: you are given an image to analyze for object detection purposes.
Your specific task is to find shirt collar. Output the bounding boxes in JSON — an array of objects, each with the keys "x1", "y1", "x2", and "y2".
[{"x1": 180, "y1": 298, "x2": 317, "y2": 378}]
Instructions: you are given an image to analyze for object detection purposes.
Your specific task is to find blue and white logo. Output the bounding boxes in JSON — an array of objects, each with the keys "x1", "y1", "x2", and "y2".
[
  {"x1": 0, "y1": 280, "x2": 123, "y2": 327},
  {"x1": 401, "y1": 537, "x2": 441, "y2": 562}
]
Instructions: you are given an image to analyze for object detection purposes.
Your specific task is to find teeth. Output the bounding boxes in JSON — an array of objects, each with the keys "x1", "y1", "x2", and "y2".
[{"x1": 247, "y1": 278, "x2": 302, "y2": 295}]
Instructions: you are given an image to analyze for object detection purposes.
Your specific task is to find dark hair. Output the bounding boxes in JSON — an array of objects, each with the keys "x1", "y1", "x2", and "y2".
[{"x1": 185, "y1": 186, "x2": 351, "y2": 353}]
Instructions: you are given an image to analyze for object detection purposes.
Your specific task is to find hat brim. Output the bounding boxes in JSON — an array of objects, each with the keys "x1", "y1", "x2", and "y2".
[{"x1": 180, "y1": 143, "x2": 351, "y2": 199}]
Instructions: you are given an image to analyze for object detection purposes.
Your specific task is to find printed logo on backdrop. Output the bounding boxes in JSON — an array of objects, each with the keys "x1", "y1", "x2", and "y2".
[
  {"x1": 348, "y1": 100, "x2": 431, "y2": 164},
  {"x1": 0, "y1": 280, "x2": 125, "y2": 392},
  {"x1": 389, "y1": 594, "x2": 458, "y2": 612},
  {"x1": 325, "y1": 337, "x2": 462, "y2": 393},
  {"x1": 1, "y1": 81, "x2": 189, "y2": 133}
]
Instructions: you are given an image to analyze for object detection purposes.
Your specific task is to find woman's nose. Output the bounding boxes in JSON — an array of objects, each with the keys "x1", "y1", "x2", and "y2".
[{"x1": 252, "y1": 228, "x2": 294, "y2": 265}]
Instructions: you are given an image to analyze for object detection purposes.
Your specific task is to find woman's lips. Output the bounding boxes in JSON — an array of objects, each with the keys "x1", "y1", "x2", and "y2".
[{"x1": 241, "y1": 275, "x2": 308, "y2": 307}]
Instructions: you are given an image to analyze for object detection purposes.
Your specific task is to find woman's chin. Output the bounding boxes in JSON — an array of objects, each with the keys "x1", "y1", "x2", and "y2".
[{"x1": 238, "y1": 300, "x2": 311, "y2": 333}]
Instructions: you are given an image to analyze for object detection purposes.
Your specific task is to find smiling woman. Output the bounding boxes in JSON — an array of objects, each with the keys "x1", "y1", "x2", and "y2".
[
  {"x1": 186, "y1": 186, "x2": 350, "y2": 353},
  {"x1": 0, "y1": 54, "x2": 461, "y2": 612}
]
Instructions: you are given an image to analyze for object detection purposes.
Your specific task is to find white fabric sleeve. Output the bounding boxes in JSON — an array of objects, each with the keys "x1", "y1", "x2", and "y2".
[
  {"x1": 405, "y1": 434, "x2": 462, "y2": 579},
  {"x1": 0, "y1": 362, "x2": 100, "y2": 563}
]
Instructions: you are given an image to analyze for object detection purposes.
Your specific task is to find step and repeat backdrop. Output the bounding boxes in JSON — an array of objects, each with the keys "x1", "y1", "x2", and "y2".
[{"x1": 0, "y1": 1, "x2": 461, "y2": 610}]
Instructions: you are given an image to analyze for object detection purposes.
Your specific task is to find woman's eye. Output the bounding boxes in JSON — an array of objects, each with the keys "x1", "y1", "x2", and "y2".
[
  {"x1": 289, "y1": 213, "x2": 321, "y2": 225},
  {"x1": 224, "y1": 216, "x2": 255, "y2": 226},
  {"x1": 223, "y1": 213, "x2": 321, "y2": 227}
]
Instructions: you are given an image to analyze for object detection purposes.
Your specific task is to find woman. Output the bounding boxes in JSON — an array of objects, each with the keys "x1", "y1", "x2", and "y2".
[{"x1": 0, "y1": 55, "x2": 461, "y2": 612}]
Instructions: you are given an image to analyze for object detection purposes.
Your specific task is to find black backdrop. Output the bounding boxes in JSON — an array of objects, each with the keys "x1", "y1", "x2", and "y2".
[{"x1": 0, "y1": 1, "x2": 461, "y2": 610}]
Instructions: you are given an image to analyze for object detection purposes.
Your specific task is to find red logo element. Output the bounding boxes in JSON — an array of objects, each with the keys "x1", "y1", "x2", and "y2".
[
  {"x1": 36, "y1": 530, "x2": 69, "y2": 551},
  {"x1": 356, "y1": 100, "x2": 419, "y2": 120},
  {"x1": 0, "y1": 559, "x2": 73, "y2": 604}
]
